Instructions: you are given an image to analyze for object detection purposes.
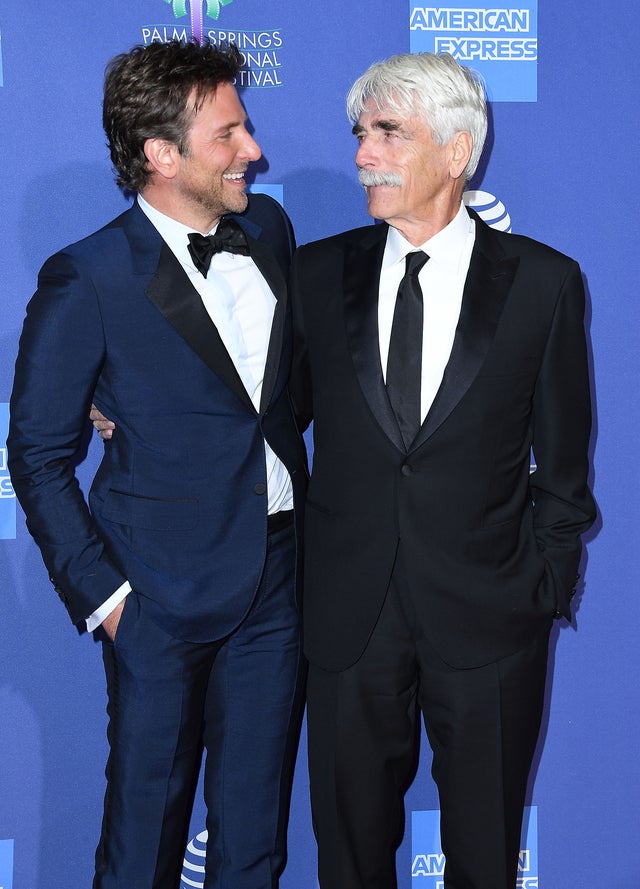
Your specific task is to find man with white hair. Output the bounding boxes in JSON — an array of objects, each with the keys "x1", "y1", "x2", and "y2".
[{"x1": 291, "y1": 52, "x2": 595, "y2": 889}]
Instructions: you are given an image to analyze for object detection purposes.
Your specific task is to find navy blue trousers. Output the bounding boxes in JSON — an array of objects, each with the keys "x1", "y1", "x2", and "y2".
[{"x1": 95, "y1": 523, "x2": 303, "y2": 889}]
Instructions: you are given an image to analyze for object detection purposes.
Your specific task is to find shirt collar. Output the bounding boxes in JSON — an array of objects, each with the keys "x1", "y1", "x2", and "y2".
[{"x1": 137, "y1": 194, "x2": 221, "y2": 273}]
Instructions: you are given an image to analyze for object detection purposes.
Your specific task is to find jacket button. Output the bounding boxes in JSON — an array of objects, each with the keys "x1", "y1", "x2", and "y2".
[
  {"x1": 401, "y1": 464, "x2": 413, "y2": 476},
  {"x1": 254, "y1": 483, "x2": 266, "y2": 495}
]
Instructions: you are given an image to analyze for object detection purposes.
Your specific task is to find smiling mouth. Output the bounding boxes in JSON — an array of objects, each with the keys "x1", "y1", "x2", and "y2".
[{"x1": 223, "y1": 171, "x2": 247, "y2": 182}]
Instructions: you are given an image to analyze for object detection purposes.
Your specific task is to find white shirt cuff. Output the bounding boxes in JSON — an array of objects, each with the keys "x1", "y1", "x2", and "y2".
[{"x1": 85, "y1": 581, "x2": 132, "y2": 632}]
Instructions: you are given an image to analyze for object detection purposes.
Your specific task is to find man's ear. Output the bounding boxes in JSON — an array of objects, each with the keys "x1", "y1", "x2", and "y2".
[
  {"x1": 449, "y1": 131, "x2": 473, "y2": 180},
  {"x1": 143, "y1": 138, "x2": 181, "y2": 181}
]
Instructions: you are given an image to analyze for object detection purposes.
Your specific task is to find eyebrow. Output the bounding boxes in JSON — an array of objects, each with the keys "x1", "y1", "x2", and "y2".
[
  {"x1": 211, "y1": 117, "x2": 246, "y2": 135},
  {"x1": 352, "y1": 118, "x2": 403, "y2": 136}
]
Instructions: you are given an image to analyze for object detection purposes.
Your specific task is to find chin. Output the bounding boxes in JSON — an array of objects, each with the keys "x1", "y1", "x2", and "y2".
[
  {"x1": 367, "y1": 199, "x2": 392, "y2": 221},
  {"x1": 227, "y1": 191, "x2": 249, "y2": 214}
]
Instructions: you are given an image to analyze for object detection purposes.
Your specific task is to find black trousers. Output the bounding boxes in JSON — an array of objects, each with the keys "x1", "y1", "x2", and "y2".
[{"x1": 307, "y1": 550, "x2": 551, "y2": 889}]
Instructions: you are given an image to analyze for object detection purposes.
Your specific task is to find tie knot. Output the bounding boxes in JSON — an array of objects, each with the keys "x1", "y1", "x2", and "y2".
[
  {"x1": 404, "y1": 250, "x2": 429, "y2": 277},
  {"x1": 187, "y1": 218, "x2": 250, "y2": 278}
]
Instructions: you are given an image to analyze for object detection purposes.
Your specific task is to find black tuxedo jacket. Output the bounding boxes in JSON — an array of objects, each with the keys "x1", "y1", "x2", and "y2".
[
  {"x1": 9, "y1": 194, "x2": 308, "y2": 643},
  {"x1": 291, "y1": 210, "x2": 596, "y2": 671}
]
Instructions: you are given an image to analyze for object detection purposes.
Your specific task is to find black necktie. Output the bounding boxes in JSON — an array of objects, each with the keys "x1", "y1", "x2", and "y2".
[
  {"x1": 386, "y1": 250, "x2": 429, "y2": 449},
  {"x1": 187, "y1": 218, "x2": 250, "y2": 278}
]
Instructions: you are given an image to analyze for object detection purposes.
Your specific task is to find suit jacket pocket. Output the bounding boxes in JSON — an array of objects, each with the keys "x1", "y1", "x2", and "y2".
[
  {"x1": 464, "y1": 516, "x2": 526, "y2": 567},
  {"x1": 305, "y1": 498, "x2": 333, "y2": 518},
  {"x1": 102, "y1": 489, "x2": 199, "y2": 531}
]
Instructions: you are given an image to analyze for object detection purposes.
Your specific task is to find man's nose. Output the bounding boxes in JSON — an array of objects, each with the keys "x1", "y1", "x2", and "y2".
[
  {"x1": 241, "y1": 128, "x2": 262, "y2": 161},
  {"x1": 355, "y1": 138, "x2": 376, "y2": 167}
]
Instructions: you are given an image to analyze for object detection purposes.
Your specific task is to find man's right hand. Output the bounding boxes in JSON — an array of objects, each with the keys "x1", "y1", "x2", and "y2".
[
  {"x1": 101, "y1": 599, "x2": 125, "y2": 641},
  {"x1": 90, "y1": 403, "x2": 116, "y2": 440}
]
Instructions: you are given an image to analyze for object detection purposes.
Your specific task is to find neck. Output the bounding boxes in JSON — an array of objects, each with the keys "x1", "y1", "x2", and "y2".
[
  {"x1": 139, "y1": 186, "x2": 221, "y2": 234},
  {"x1": 389, "y1": 192, "x2": 464, "y2": 247}
]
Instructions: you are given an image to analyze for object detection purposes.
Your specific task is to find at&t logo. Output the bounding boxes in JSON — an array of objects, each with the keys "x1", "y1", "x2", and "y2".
[
  {"x1": 463, "y1": 189, "x2": 512, "y2": 232},
  {"x1": 181, "y1": 830, "x2": 207, "y2": 888}
]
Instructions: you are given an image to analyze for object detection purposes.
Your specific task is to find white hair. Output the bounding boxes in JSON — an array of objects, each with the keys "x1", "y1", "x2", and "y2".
[{"x1": 346, "y1": 52, "x2": 488, "y2": 180}]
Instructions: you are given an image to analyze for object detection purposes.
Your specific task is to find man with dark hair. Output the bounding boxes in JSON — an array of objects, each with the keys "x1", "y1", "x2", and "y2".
[
  {"x1": 291, "y1": 52, "x2": 596, "y2": 889},
  {"x1": 9, "y1": 39, "x2": 307, "y2": 889}
]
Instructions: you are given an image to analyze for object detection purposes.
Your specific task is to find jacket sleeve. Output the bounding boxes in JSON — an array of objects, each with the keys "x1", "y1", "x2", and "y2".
[
  {"x1": 8, "y1": 250, "x2": 127, "y2": 626},
  {"x1": 529, "y1": 259, "x2": 597, "y2": 618}
]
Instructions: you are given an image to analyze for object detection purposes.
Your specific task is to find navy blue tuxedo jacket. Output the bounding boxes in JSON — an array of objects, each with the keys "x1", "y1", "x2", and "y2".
[
  {"x1": 291, "y1": 211, "x2": 596, "y2": 671},
  {"x1": 9, "y1": 194, "x2": 308, "y2": 643}
]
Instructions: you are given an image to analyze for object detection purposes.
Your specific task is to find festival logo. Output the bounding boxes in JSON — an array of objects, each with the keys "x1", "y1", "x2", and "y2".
[
  {"x1": 411, "y1": 806, "x2": 539, "y2": 886},
  {"x1": 463, "y1": 189, "x2": 512, "y2": 232},
  {"x1": 0, "y1": 838, "x2": 14, "y2": 889},
  {"x1": 141, "y1": 0, "x2": 284, "y2": 88},
  {"x1": 0, "y1": 405, "x2": 16, "y2": 540},
  {"x1": 409, "y1": 2, "x2": 538, "y2": 102},
  {"x1": 160, "y1": 0, "x2": 233, "y2": 43}
]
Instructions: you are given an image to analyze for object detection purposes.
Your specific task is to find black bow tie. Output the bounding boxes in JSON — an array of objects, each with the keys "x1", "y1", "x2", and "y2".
[{"x1": 187, "y1": 218, "x2": 250, "y2": 278}]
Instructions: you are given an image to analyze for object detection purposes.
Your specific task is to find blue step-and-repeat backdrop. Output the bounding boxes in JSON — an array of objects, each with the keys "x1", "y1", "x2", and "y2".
[{"x1": 1, "y1": 2, "x2": 638, "y2": 887}]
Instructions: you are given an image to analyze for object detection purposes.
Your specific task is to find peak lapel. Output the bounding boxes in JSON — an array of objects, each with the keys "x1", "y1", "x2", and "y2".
[
  {"x1": 249, "y1": 236, "x2": 289, "y2": 414},
  {"x1": 145, "y1": 242, "x2": 255, "y2": 412},
  {"x1": 343, "y1": 227, "x2": 407, "y2": 452},
  {"x1": 412, "y1": 231, "x2": 519, "y2": 449}
]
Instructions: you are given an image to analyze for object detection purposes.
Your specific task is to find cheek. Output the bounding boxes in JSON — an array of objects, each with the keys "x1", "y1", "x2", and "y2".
[{"x1": 409, "y1": 156, "x2": 440, "y2": 190}]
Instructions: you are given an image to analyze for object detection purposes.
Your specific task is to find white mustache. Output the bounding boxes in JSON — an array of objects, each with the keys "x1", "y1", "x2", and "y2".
[{"x1": 358, "y1": 168, "x2": 403, "y2": 188}]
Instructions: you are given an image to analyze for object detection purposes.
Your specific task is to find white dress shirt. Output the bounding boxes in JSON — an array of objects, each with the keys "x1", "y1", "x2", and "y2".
[
  {"x1": 378, "y1": 201, "x2": 476, "y2": 421},
  {"x1": 87, "y1": 196, "x2": 293, "y2": 631}
]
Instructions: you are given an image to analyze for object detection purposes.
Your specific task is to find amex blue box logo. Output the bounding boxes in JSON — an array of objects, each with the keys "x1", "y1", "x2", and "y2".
[
  {"x1": 0, "y1": 404, "x2": 17, "y2": 540},
  {"x1": 411, "y1": 806, "x2": 538, "y2": 887},
  {"x1": 0, "y1": 839, "x2": 14, "y2": 889},
  {"x1": 409, "y1": 1, "x2": 538, "y2": 102},
  {"x1": 248, "y1": 183, "x2": 284, "y2": 205}
]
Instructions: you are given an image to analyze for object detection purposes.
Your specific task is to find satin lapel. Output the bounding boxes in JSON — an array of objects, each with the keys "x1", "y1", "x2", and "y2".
[
  {"x1": 344, "y1": 227, "x2": 406, "y2": 452},
  {"x1": 412, "y1": 231, "x2": 519, "y2": 449},
  {"x1": 249, "y1": 236, "x2": 289, "y2": 414},
  {"x1": 145, "y1": 242, "x2": 255, "y2": 412}
]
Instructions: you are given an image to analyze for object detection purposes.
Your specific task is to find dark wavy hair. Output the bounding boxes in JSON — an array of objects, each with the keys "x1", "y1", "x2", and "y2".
[{"x1": 102, "y1": 40, "x2": 242, "y2": 192}]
